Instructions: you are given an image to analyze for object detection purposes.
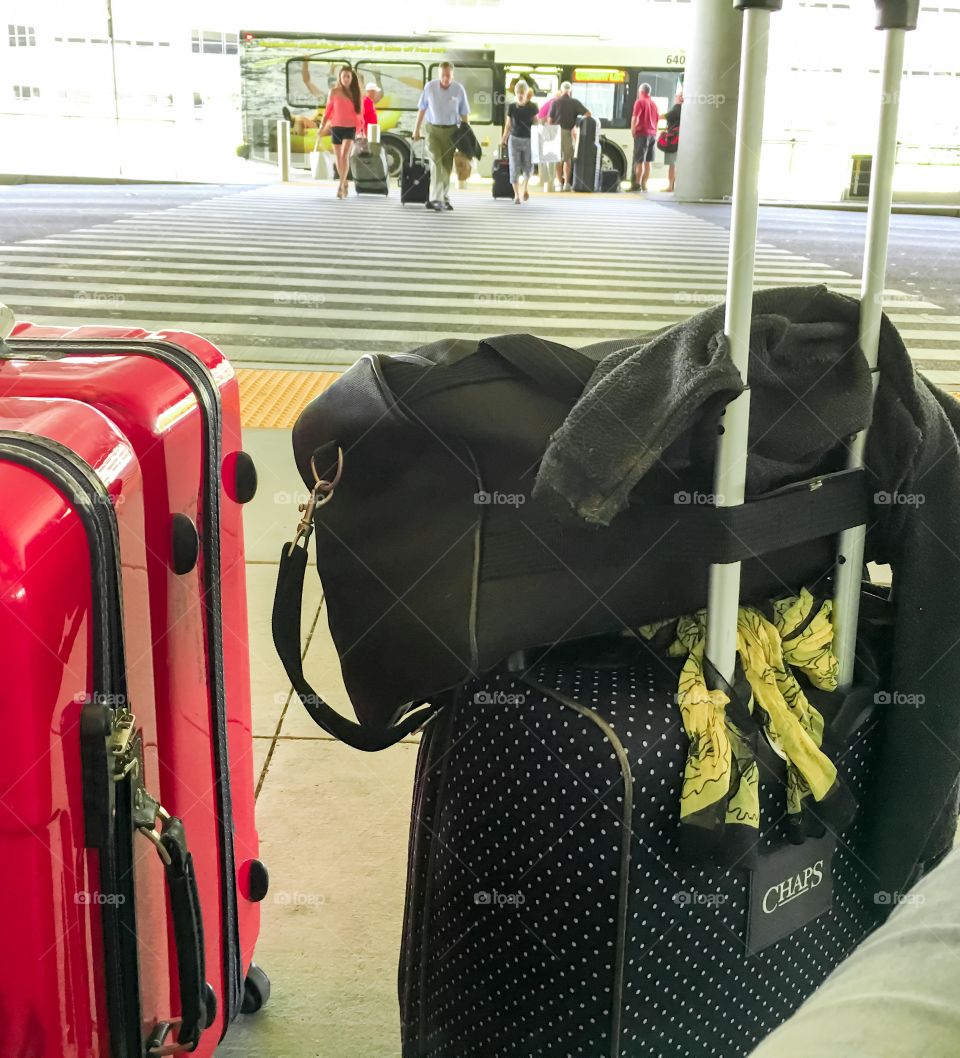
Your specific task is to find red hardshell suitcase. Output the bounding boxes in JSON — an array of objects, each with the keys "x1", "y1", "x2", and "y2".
[
  {"x1": 0, "y1": 395, "x2": 189, "y2": 1056},
  {"x1": 0, "y1": 318, "x2": 268, "y2": 1056}
]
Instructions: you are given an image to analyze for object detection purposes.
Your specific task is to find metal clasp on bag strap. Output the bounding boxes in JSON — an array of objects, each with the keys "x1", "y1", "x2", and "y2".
[{"x1": 287, "y1": 446, "x2": 344, "y2": 557}]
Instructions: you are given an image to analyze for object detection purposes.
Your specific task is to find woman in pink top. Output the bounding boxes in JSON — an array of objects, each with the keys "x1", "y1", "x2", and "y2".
[{"x1": 318, "y1": 66, "x2": 363, "y2": 199}]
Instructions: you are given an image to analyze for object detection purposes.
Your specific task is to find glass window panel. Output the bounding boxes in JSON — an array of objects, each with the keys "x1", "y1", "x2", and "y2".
[
  {"x1": 354, "y1": 62, "x2": 425, "y2": 111},
  {"x1": 429, "y1": 64, "x2": 493, "y2": 122}
]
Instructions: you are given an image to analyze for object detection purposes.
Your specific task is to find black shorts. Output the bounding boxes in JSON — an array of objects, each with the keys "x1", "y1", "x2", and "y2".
[
  {"x1": 331, "y1": 126, "x2": 356, "y2": 145},
  {"x1": 633, "y1": 134, "x2": 657, "y2": 164}
]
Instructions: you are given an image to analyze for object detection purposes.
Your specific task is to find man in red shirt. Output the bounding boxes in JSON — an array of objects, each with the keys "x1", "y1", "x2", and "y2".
[
  {"x1": 631, "y1": 83, "x2": 659, "y2": 192},
  {"x1": 362, "y1": 81, "x2": 382, "y2": 135}
]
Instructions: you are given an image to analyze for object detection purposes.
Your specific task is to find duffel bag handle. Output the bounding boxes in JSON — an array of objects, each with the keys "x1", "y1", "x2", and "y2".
[{"x1": 272, "y1": 448, "x2": 438, "y2": 752}]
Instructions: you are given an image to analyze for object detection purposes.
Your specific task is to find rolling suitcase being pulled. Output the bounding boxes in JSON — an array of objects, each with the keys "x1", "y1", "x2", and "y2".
[
  {"x1": 492, "y1": 148, "x2": 514, "y2": 200},
  {"x1": 401, "y1": 141, "x2": 430, "y2": 205},
  {"x1": 0, "y1": 311, "x2": 269, "y2": 1056},
  {"x1": 351, "y1": 141, "x2": 389, "y2": 196}
]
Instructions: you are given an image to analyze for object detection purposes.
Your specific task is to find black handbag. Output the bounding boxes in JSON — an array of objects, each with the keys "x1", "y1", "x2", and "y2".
[{"x1": 272, "y1": 327, "x2": 870, "y2": 750}]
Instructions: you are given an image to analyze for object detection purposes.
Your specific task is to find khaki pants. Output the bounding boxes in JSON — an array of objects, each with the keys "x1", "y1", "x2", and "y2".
[{"x1": 426, "y1": 123, "x2": 457, "y2": 203}]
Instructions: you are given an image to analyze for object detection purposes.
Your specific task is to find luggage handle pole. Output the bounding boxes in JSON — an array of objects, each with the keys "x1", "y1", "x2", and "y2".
[
  {"x1": 833, "y1": 1, "x2": 919, "y2": 688},
  {"x1": 705, "y1": 1, "x2": 781, "y2": 685}
]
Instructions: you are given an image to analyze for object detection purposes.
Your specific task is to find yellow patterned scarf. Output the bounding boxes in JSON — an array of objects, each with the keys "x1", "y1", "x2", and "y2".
[{"x1": 641, "y1": 588, "x2": 848, "y2": 858}]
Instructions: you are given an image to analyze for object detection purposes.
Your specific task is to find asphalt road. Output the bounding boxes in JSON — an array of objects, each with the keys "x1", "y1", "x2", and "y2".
[{"x1": 670, "y1": 202, "x2": 960, "y2": 319}]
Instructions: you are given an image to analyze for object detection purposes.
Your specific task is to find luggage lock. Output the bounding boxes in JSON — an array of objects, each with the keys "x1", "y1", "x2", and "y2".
[{"x1": 287, "y1": 446, "x2": 343, "y2": 556}]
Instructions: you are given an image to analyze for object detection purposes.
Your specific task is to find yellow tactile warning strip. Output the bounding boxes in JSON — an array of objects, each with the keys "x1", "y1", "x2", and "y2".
[
  {"x1": 234, "y1": 369, "x2": 960, "y2": 429},
  {"x1": 236, "y1": 369, "x2": 341, "y2": 429}
]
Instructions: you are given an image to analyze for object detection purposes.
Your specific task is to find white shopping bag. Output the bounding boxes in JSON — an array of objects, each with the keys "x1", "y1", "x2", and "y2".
[
  {"x1": 311, "y1": 148, "x2": 333, "y2": 180},
  {"x1": 539, "y1": 124, "x2": 561, "y2": 165}
]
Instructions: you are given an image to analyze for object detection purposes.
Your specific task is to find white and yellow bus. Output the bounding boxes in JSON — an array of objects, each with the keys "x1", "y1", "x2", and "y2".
[{"x1": 239, "y1": 31, "x2": 685, "y2": 183}]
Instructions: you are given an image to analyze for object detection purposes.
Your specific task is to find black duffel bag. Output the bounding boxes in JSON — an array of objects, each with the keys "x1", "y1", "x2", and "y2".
[{"x1": 272, "y1": 322, "x2": 871, "y2": 750}]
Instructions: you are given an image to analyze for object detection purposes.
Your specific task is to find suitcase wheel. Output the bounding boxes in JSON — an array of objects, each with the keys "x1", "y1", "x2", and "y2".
[{"x1": 241, "y1": 963, "x2": 271, "y2": 1015}]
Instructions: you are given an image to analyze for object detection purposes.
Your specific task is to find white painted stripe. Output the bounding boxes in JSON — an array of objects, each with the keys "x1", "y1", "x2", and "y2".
[{"x1": 5, "y1": 276, "x2": 955, "y2": 325}]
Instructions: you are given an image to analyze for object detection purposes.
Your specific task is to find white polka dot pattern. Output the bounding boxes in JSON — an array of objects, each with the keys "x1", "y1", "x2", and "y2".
[{"x1": 399, "y1": 654, "x2": 882, "y2": 1058}]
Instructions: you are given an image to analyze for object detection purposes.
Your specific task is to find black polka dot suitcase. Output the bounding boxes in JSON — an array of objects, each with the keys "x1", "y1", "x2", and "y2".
[
  {"x1": 397, "y1": 3, "x2": 923, "y2": 1056},
  {"x1": 399, "y1": 639, "x2": 886, "y2": 1058}
]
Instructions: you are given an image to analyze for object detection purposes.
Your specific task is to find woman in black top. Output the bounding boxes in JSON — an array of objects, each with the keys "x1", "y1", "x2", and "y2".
[
  {"x1": 660, "y1": 91, "x2": 683, "y2": 193},
  {"x1": 501, "y1": 81, "x2": 539, "y2": 204}
]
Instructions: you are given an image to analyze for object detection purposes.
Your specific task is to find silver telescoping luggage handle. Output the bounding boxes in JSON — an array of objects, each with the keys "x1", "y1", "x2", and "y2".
[
  {"x1": 705, "y1": 0, "x2": 919, "y2": 689},
  {"x1": 705, "y1": 0, "x2": 782, "y2": 685},
  {"x1": 833, "y1": 0, "x2": 919, "y2": 687}
]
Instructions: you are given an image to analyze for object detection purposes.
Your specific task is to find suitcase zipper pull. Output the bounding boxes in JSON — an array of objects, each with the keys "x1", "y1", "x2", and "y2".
[{"x1": 287, "y1": 446, "x2": 343, "y2": 556}]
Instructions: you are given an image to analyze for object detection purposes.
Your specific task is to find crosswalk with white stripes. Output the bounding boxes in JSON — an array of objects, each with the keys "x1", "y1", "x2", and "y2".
[{"x1": 3, "y1": 183, "x2": 960, "y2": 387}]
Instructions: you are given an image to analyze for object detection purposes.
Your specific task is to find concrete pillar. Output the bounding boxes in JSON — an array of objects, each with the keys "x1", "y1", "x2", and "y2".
[{"x1": 675, "y1": 1, "x2": 744, "y2": 201}]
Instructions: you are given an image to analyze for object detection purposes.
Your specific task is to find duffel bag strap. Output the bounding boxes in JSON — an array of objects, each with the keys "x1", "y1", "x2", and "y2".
[
  {"x1": 478, "y1": 333, "x2": 597, "y2": 400},
  {"x1": 272, "y1": 450, "x2": 438, "y2": 752}
]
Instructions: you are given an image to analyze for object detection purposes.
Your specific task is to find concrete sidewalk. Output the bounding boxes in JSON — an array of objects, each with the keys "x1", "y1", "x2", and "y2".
[{"x1": 215, "y1": 428, "x2": 416, "y2": 1058}]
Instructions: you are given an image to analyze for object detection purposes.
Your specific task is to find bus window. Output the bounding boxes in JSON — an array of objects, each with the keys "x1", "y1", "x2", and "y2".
[
  {"x1": 428, "y1": 63, "x2": 495, "y2": 124},
  {"x1": 570, "y1": 68, "x2": 629, "y2": 126},
  {"x1": 354, "y1": 61, "x2": 425, "y2": 111},
  {"x1": 286, "y1": 59, "x2": 338, "y2": 109},
  {"x1": 633, "y1": 70, "x2": 684, "y2": 119},
  {"x1": 503, "y1": 65, "x2": 561, "y2": 111}
]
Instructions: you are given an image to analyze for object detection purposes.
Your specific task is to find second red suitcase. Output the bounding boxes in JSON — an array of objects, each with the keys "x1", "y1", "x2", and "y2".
[{"x1": 0, "y1": 315, "x2": 268, "y2": 1055}]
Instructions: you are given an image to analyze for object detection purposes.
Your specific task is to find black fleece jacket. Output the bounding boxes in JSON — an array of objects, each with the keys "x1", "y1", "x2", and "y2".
[{"x1": 535, "y1": 284, "x2": 960, "y2": 899}]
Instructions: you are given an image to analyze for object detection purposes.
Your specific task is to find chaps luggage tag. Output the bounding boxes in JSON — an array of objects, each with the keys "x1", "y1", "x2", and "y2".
[{"x1": 746, "y1": 833, "x2": 836, "y2": 954}]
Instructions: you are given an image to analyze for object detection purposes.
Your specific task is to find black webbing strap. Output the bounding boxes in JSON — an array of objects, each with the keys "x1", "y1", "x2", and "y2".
[
  {"x1": 483, "y1": 469, "x2": 870, "y2": 581},
  {"x1": 382, "y1": 334, "x2": 596, "y2": 409},
  {"x1": 272, "y1": 544, "x2": 438, "y2": 751},
  {"x1": 477, "y1": 334, "x2": 596, "y2": 400},
  {"x1": 715, "y1": 468, "x2": 870, "y2": 562}
]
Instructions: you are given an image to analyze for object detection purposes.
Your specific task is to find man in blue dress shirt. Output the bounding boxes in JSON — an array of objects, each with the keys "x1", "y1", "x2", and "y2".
[{"x1": 413, "y1": 62, "x2": 471, "y2": 211}]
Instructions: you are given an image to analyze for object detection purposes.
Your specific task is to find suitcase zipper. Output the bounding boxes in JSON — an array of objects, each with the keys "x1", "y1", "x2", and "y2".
[{"x1": 2, "y1": 337, "x2": 245, "y2": 1025}]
